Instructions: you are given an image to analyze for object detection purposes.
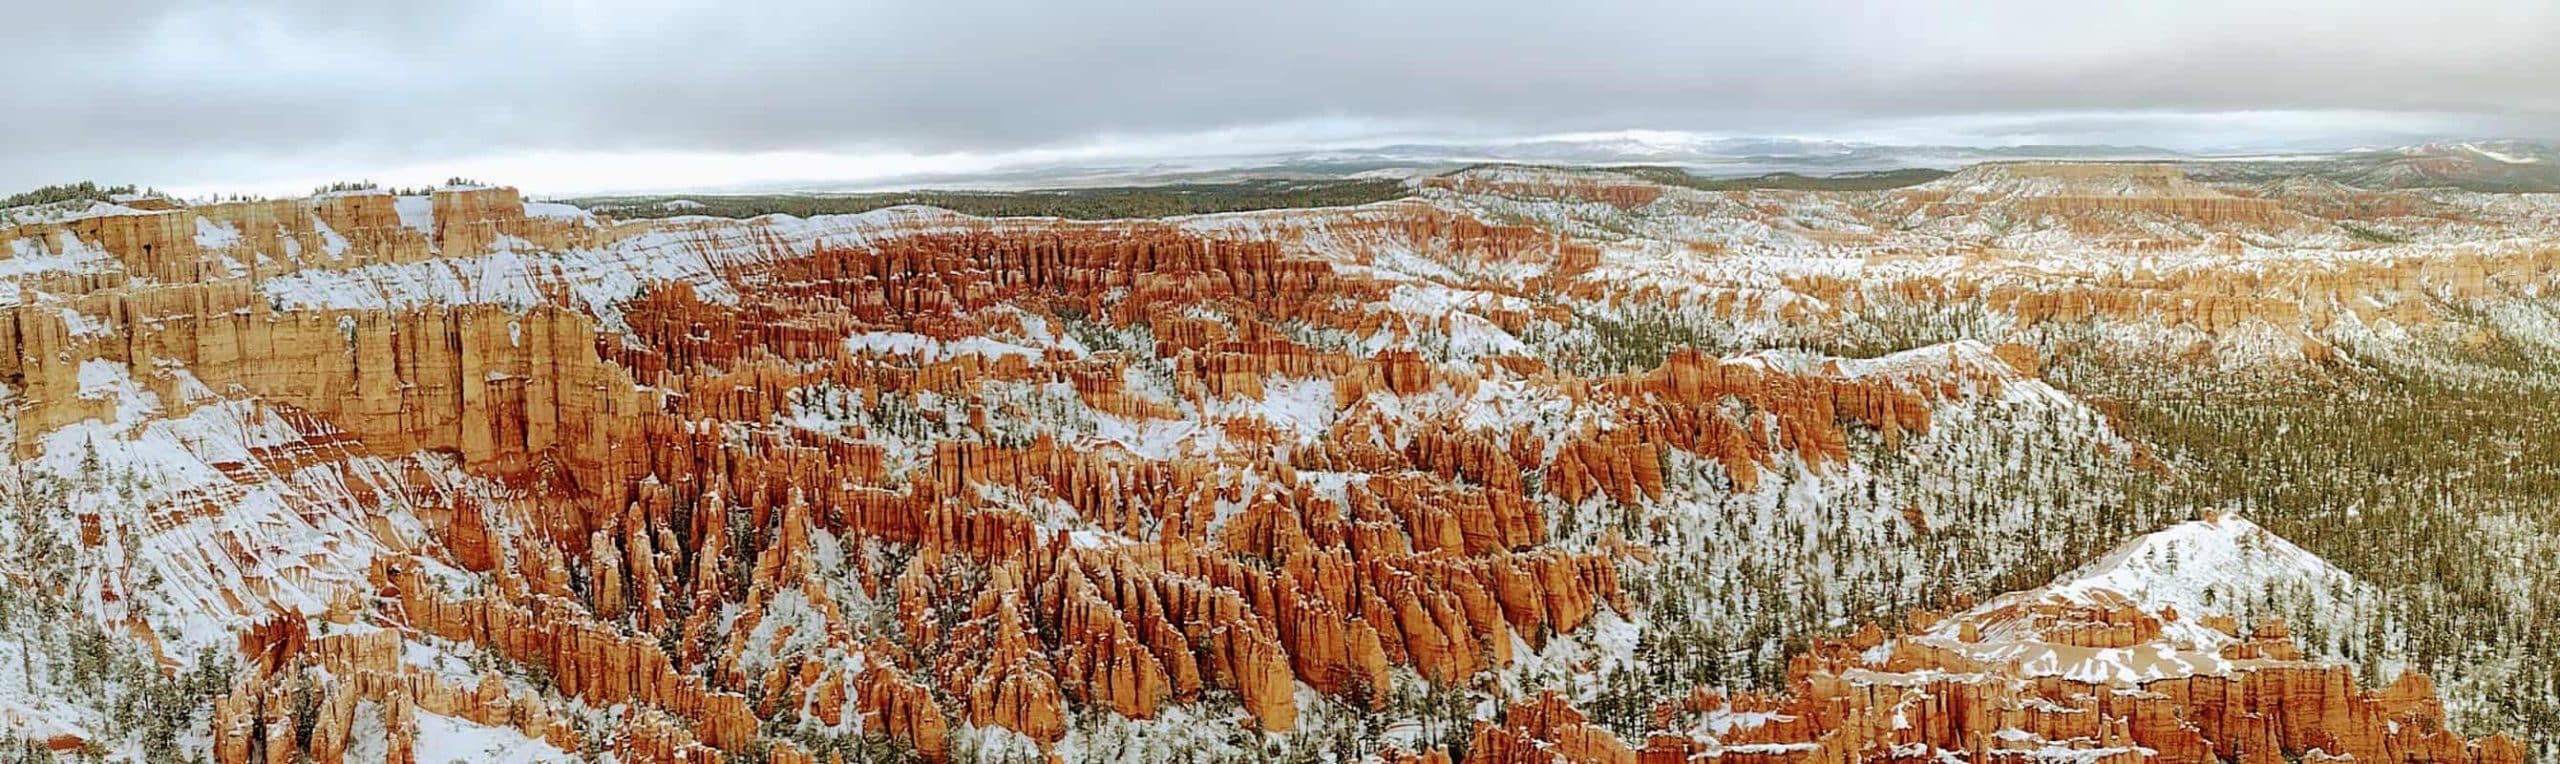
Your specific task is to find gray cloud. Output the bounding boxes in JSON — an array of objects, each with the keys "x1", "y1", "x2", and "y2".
[{"x1": 5, "y1": 0, "x2": 2556, "y2": 193}]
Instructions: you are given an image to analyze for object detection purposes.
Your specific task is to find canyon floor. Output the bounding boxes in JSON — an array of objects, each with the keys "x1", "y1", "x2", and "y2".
[{"x1": 0, "y1": 161, "x2": 2551, "y2": 763}]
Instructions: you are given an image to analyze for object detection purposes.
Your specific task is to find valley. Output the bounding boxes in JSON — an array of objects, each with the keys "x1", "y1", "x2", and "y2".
[{"x1": 0, "y1": 158, "x2": 2550, "y2": 763}]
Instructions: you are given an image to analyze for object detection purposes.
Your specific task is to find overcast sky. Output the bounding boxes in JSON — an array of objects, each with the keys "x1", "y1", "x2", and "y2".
[{"x1": 6, "y1": 0, "x2": 2555, "y2": 196}]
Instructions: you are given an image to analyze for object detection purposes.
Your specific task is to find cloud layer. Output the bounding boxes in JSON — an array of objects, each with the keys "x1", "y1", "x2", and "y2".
[{"x1": 7, "y1": 0, "x2": 2555, "y2": 194}]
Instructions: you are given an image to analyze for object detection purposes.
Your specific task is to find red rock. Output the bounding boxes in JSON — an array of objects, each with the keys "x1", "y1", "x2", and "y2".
[{"x1": 9, "y1": 178, "x2": 2533, "y2": 763}]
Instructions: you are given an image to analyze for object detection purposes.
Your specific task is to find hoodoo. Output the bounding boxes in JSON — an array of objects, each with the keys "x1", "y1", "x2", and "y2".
[{"x1": 0, "y1": 159, "x2": 2549, "y2": 761}]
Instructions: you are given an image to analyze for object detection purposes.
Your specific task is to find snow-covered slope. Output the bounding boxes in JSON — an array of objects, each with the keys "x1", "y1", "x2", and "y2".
[{"x1": 1890, "y1": 513, "x2": 2383, "y2": 687}]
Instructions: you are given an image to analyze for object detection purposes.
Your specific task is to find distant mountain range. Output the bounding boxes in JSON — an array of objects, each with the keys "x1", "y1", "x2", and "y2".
[
  {"x1": 2183, "y1": 139, "x2": 2560, "y2": 192},
  {"x1": 689, "y1": 135, "x2": 2560, "y2": 195}
]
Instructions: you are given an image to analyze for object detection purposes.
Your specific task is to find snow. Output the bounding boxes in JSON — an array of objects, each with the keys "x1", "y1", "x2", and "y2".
[
  {"x1": 1, "y1": 229, "x2": 122, "y2": 284},
  {"x1": 345, "y1": 702, "x2": 391, "y2": 763},
  {"x1": 5, "y1": 162, "x2": 2555, "y2": 759},
  {"x1": 2052, "y1": 515, "x2": 2337, "y2": 604},
  {"x1": 311, "y1": 188, "x2": 391, "y2": 200},
  {"x1": 942, "y1": 336, "x2": 1046, "y2": 363},
  {"x1": 26, "y1": 368, "x2": 426, "y2": 659},
  {"x1": 844, "y1": 331, "x2": 1049, "y2": 363},
  {"x1": 2010, "y1": 513, "x2": 2360, "y2": 648},
  {"x1": 1716, "y1": 742, "x2": 1821, "y2": 755},
  {"x1": 257, "y1": 205, "x2": 1000, "y2": 329},
  {"x1": 1230, "y1": 377, "x2": 1338, "y2": 441},
  {"x1": 309, "y1": 215, "x2": 352, "y2": 257},
  {"x1": 59, "y1": 308, "x2": 113, "y2": 338},
  {"x1": 263, "y1": 247, "x2": 589, "y2": 315},
  {"x1": 733, "y1": 589, "x2": 826, "y2": 677},
  {"x1": 392, "y1": 195, "x2": 435, "y2": 236},
  {"x1": 844, "y1": 331, "x2": 940, "y2": 356},
  {"x1": 1984, "y1": 744, "x2": 2153, "y2": 763},
  {"x1": 2457, "y1": 143, "x2": 2542, "y2": 165},
  {"x1": 521, "y1": 201, "x2": 595, "y2": 223},
  {"x1": 193, "y1": 216, "x2": 243, "y2": 250},
  {"x1": 1376, "y1": 282, "x2": 1533, "y2": 359},
  {"x1": 412, "y1": 712, "x2": 576, "y2": 764},
  {"x1": 0, "y1": 200, "x2": 153, "y2": 227},
  {"x1": 75, "y1": 359, "x2": 162, "y2": 426},
  {"x1": 842, "y1": 311, "x2": 1085, "y2": 365},
  {"x1": 1889, "y1": 513, "x2": 2375, "y2": 684}
]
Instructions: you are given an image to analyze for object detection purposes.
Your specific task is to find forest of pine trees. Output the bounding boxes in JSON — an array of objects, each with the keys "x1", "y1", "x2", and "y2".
[{"x1": 0, "y1": 181, "x2": 144, "y2": 209}]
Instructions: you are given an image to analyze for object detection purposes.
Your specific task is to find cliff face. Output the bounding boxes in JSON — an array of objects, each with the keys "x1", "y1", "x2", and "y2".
[
  {"x1": 0, "y1": 295, "x2": 648, "y2": 471},
  {"x1": 212, "y1": 610, "x2": 735, "y2": 764},
  {"x1": 1902, "y1": 162, "x2": 2293, "y2": 227},
  {"x1": 0, "y1": 187, "x2": 636, "y2": 469},
  {"x1": 0, "y1": 166, "x2": 2547, "y2": 761}
]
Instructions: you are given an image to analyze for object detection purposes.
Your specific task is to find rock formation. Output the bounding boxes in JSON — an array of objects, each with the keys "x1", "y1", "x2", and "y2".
[{"x1": 0, "y1": 164, "x2": 2546, "y2": 761}]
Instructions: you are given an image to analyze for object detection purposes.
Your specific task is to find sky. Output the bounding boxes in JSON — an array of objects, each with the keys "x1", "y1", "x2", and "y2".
[{"x1": 5, "y1": 0, "x2": 2556, "y2": 197}]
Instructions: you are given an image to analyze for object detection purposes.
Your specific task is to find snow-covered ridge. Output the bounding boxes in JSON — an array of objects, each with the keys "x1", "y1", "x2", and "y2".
[
  {"x1": 2406, "y1": 141, "x2": 2550, "y2": 166},
  {"x1": 0, "y1": 199, "x2": 168, "y2": 227},
  {"x1": 2460, "y1": 144, "x2": 2543, "y2": 165},
  {"x1": 1915, "y1": 161, "x2": 2235, "y2": 201},
  {"x1": 1731, "y1": 338, "x2": 2022, "y2": 381},
  {"x1": 2022, "y1": 512, "x2": 2357, "y2": 624},
  {"x1": 1903, "y1": 512, "x2": 2375, "y2": 682}
]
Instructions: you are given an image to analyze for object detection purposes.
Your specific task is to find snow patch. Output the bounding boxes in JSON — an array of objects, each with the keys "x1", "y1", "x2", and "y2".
[
  {"x1": 392, "y1": 196, "x2": 435, "y2": 237},
  {"x1": 193, "y1": 216, "x2": 243, "y2": 250},
  {"x1": 413, "y1": 712, "x2": 575, "y2": 764}
]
